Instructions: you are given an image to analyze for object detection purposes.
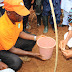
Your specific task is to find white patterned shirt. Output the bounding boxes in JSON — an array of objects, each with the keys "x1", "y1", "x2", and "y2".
[{"x1": 61, "y1": 0, "x2": 72, "y2": 13}]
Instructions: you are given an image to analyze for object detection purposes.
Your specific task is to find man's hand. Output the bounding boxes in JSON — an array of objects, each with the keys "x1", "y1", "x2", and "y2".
[
  {"x1": 31, "y1": 53, "x2": 43, "y2": 60},
  {"x1": 0, "y1": 62, "x2": 8, "y2": 70},
  {"x1": 62, "y1": 50, "x2": 72, "y2": 59},
  {"x1": 59, "y1": 40, "x2": 67, "y2": 51}
]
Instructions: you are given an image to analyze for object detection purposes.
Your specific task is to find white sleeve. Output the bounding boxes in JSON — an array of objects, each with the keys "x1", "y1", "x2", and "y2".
[
  {"x1": 68, "y1": 25, "x2": 72, "y2": 30},
  {"x1": 0, "y1": 68, "x2": 15, "y2": 72}
]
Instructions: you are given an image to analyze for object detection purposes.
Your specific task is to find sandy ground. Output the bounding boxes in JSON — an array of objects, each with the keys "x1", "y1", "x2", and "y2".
[{"x1": 17, "y1": 11, "x2": 72, "y2": 72}]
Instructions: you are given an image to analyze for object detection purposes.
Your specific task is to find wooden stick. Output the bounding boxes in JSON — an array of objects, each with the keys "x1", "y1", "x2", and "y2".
[{"x1": 49, "y1": 0, "x2": 58, "y2": 72}]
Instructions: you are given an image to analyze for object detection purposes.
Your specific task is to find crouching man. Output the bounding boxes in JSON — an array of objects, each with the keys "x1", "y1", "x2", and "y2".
[{"x1": 0, "y1": 0, "x2": 44, "y2": 71}]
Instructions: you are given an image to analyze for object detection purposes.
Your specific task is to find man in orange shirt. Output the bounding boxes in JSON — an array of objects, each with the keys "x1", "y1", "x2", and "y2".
[{"x1": 0, "y1": 0, "x2": 43, "y2": 71}]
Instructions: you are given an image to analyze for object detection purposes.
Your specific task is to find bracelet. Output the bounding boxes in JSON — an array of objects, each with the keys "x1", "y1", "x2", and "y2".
[{"x1": 34, "y1": 36, "x2": 37, "y2": 41}]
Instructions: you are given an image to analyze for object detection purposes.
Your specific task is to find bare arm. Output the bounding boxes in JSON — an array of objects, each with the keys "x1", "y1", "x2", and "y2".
[
  {"x1": 19, "y1": 31, "x2": 35, "y2": 41},
  {"x1": 9, "y1": 46, "x2": 40, "y2": 57},
  {"x1": 59, "y1": 30, "x2": 72, "y2": 50},
  {"x1": 59, "y1": 30, "x2": 72, "y2": 59},
  {"x1": 19, "y1": 31, "x2": 46, "y2": 41},
  {"x1": 64, "y1": 30, "x2": 72, "y2": 43},
  {"x1": 0, "y1": 62, "x2": 8, "y2": 70}
]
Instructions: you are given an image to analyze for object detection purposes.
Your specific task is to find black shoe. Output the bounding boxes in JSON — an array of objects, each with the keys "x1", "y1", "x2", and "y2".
[{"x1": 43, "y1": 26, "x2": 48, "y2": 33}]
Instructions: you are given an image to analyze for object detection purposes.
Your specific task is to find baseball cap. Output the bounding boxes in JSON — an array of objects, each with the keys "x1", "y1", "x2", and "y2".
[{"x1": 4, "y1": 0, "x2": 30, "y2": 16}]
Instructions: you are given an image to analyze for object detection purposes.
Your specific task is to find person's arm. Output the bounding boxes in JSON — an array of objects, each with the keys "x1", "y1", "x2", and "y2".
[
  {"x1": 64, "y1": 30, "x2": 72, "y2": 44},
  {"x1": 9, "y1": 46, "x2": 40, "y2": 57},
  {"x1": 19, "y1": 31, "x2": 46, "y2": 41},
  {"x1": 59, "y1": 30, "x2": 72, "y2": 50},
  {"x1": 62, "y1": 49, "x2": 72, "y2": 59},
  {"x1": 0, "y1": 61, "x2": 8, "y2": 70},
  {"x1": 19, "y1": 31, "x2": 45, "y2": 41},
  {"x1": 19, "y1": 31, "x2": 36, "y2": 41}
]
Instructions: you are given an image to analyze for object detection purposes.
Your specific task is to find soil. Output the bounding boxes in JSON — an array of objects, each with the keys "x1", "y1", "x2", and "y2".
[{"x1": 17, "y1": 11, "x2": 72, "y2": 72}]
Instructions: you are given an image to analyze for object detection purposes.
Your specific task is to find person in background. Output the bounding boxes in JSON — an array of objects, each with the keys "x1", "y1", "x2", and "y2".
[
  {"x1": 23, "y1": 0, "x2": 34, "y2": 33},
  {"x1": 0, "y1": 0, "x2": 44, "y2": 71},
  {"x1": 58, "y1": 0, "x2": 72, "y2": 27},
  {"x1": 34, "y1": 0, "x2": 43, "y2": 26},
  {"x1": 59, "y1": 8, "x2": 72, "y2": 59},
  {"x1": 42, "y1": 0, "x2": 61, "y2": 33},
  {"x1": 0, "y1": 0, "x2": 5, "y2": 16}
]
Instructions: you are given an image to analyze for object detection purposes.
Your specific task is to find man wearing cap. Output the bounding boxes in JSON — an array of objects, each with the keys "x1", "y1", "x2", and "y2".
[
  {"x1": 59, "y1": 8, "x2": 72, "y2": 59},
  {"x1": 0, "y1": 0, "x2": 43, "y2": 71}
]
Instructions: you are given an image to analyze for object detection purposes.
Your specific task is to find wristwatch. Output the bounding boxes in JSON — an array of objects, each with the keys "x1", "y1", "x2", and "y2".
[{"x1": 34, "y1": 36, "x2": 37, "y2": 41}]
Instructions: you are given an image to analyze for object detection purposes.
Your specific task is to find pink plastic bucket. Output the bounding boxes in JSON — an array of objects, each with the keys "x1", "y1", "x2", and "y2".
[{"x1": 37, "y1": 37, "x2": 56, "y2": 60}]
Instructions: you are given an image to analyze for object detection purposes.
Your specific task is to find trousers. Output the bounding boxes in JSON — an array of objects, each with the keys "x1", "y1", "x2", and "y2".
[{"x1": 0, "y1": 37, "x2": 36, "y2": 71}]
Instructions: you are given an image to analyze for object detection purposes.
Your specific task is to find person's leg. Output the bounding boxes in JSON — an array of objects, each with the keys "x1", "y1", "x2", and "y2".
[
  {"x1": 42, "y1": 16, "x2": 48, "y2": 33},
  {"x1": 23, "y1": 16, "x2": 28, "y2": 31},
  {"x1": 37, "y1": 14, "x2": 41, "y2": 26},
  {"x1": 23, "y1": 0, "x2": 31, "y2": 33},
  {"x1": 0, "y1": 51, "x2": 22, "y2": 71},
  {"x1": 14, "y1": 37, "x2": 36, "y2": 51},
  {"x1": 23, "y1": 0, "x2": 32, "y2": 10},
  {"x1": 49, "y1": 13, "x2": 55, "y2": 31},
  {"x1": 33, "y1": 0, "x2": 36, "y2": 10},
  {"x1": 23, "y1": 15, "x2": 31, "y2": 34},
  {"x1": 35, "y1": 0, "x2": 42, "y2": 26}
]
